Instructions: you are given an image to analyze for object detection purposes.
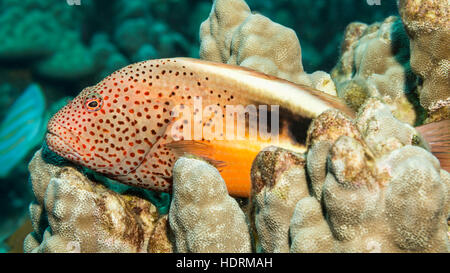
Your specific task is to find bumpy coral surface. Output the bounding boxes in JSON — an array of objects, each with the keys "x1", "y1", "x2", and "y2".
[
  {"x1": 200, "y1": 0, "x2": 336, "y2": 95},
  {"x1": 251, "y1": 147, "x2": 309, "y2": 253},
  {"x1": 398, "y1": 0, "x2": 450, "y2": 122},
  {"x1": 24, "y1": 149, "x2": 161, "y2": 253},
  {"x1": 331, "y1": 16, "x2": 422, "y2": 125},
  {"x1": 290, "y1": 99, "x2": 449, "y2": 252},
  {"x1": 163, "y1": 99, "x2": 450, "y2": 253},
  {"x1": 246, "y1": 0, "x2": 398, "y2": 72},
  {"x1": 25, "y1": 103, "x2": 449, "y2": 252},
  {"x1": 169, "y1": 157, "x2": 251, "y2": 253},
  {"x1": 147, "y1": 215, "x2": 173, "y2": 253}
]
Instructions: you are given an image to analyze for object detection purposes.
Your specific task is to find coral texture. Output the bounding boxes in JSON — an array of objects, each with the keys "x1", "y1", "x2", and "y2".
[
  {"x1": 169, "y1": 157, "x2": 252, "y2": 253},
  {"x1": 199, "y1": 0, "x2": 336, "y2": 95},
  {"x1": 398, "y1": 0, "x2": 450, "y2": 122},
  {"x1": 245, "y1": 0, "x2": 398, "y2": 71},
  {"x1": 331, "y1": 16, "x2": 421, "y2": 125},
  {"x1": 250, "y1": 147, "x2": 309, "y2": 253},
  {"x1": 147, "y1": 215, "x2": 173, "y2": 253},
  {"x1": 289, "y1": 98, "x2": 450, "y2": 252},
  {"x1": 24, "y1": 149, "x2": 161, "y2": 253}
]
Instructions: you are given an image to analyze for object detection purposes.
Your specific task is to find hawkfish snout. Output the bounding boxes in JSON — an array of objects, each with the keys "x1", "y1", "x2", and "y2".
[{"x1": 46, "y1": 114, "x2": 84, "y2": 162}]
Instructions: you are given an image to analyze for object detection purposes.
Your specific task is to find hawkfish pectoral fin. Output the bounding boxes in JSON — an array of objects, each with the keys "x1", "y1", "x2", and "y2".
[
  {"x1": 165, "y1": 140, "x2": 227, "y2": 170},
  {"x1": 164, "y1": 139, "x2": 280, "y2": 198}
]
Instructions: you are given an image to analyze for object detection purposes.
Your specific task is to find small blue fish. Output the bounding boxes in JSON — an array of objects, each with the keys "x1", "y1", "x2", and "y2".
[{"x1": 0, "y1": 84, "x2": 46, "y2": 177}]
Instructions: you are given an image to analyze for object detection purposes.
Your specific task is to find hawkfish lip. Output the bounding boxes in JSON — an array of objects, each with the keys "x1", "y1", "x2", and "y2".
[{"x1": 45, "y1": 131, "x2": 83, "y2": 161}]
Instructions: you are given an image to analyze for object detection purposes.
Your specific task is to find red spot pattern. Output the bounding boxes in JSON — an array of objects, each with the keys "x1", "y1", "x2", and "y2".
[{"x1": 45, "y1": 58, "x2": 240, "y2": 193}]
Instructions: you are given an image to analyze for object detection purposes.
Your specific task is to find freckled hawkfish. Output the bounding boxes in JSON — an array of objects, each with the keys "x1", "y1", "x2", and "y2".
[{"x1": 46, "y1": 58, "x2": 449, "y2": 197}]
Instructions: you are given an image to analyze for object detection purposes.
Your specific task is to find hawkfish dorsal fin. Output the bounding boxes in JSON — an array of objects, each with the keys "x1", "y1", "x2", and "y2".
[{"x1": 175, "y1": 57, "x2": 356, "y2": 119}]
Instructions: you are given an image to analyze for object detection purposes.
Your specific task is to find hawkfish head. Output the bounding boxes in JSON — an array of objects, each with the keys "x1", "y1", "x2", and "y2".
[{"x1": 46, "y1": 71, "x2": 157, "y2": 179}]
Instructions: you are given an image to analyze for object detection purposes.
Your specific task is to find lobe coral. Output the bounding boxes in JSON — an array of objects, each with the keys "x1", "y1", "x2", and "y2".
[
  {"x1": 200, "y1": 0, "x2": 337, "y2": 95},
  {"x1": 398, "y1": 0, "x2": 450, "y2": 123},
  {"x1": 22, "y1": 0, "x2": 450, "y2": 253}
]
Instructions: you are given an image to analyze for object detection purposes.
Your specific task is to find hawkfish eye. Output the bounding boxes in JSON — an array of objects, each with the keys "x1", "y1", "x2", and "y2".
[
  {"x1": 84, "y1": 92, "x2": 103, "y2": 112},
  {"x1": 88, "y1": 101, "x2": 98, "y2": 108}
]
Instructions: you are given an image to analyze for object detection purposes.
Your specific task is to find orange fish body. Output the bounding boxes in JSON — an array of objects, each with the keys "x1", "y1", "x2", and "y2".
[
  {"x1": 47, "y1": 58, "x2": 448, "y2": 198},
  {"x1": 47, "y1": 58, "x2": 335, "y2": 197},
  {"x1": 46, "y1": 58, "x2": 346, "y2": 197}
]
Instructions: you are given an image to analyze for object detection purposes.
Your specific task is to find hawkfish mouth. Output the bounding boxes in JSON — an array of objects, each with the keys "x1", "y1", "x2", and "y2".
[{"x1": 45, "y1": 130, "x2": 83, "y2": 162}]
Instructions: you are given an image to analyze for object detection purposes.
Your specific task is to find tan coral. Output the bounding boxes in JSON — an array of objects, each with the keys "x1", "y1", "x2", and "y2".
[
  {"x1": 247, "y1": 98, "x2": 449, "y2": 252},
  {"x1": 250, "y1": 147, "x2": 309, "y2": 253},
  {"x1": 331, "y1": 16, "x2": 421, "y2": 125},
  {"x1": 288, "y1": 99, "x2": 450, "y2": 252},
  {"x1": 24, "y1": 149, "x2": 159, "y2": 253},
  {"x1": 306, "y1": 110, "x2": 362, "y2": 201},
  {"x1": 147, "y1": 215, "x2": 174, "y2": 253},
  {"x1": 169, "y1": 157, "x2": 251, "y2": 253},
  {"x1": 290, "y1": 197, "x2": 335, "y2": 252},
  {"x1": 398, "y1": 0, "x2": 450, "y2": 122},
  {"x1": 200, "y1": 0, "x2": 336, "y2": 94}
]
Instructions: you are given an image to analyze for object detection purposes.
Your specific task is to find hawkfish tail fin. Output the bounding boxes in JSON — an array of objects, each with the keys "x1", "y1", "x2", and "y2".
[{"x1": 416, "y1": 119, "x2": 450, "y2": 172}]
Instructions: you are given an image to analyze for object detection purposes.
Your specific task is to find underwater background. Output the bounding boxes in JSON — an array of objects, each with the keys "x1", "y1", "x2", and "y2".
[{"x1": 0, "y1": 0, "x2": 400, "y2": 252}]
